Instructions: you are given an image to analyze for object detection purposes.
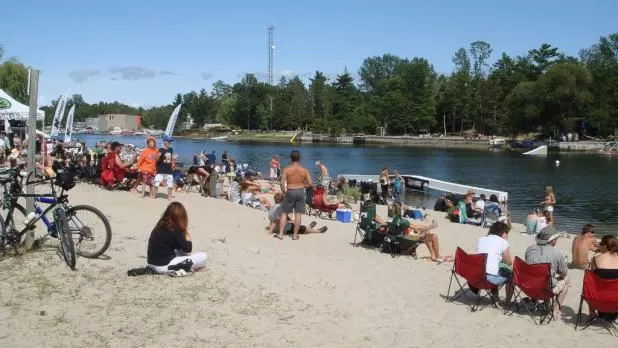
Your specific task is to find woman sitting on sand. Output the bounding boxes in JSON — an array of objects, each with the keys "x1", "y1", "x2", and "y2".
[
  {"x1": 147, "y1": 202, "x2": 207, "y2": 274},
  {"x1": 240, "y1": 180, "x2": 272, "y2": 210},
  {"x1": 526, "y1": 208, "x2": 541, "y2": 235},
  {"x1": 476, "y1": 221, "x2": 514, "y2": 303},
  {"x1": 588, "y1": 235, "x2": 618, "y2": 321},
  {"x1": 535, "y1": 210, "x2": 552, "y2": 234}
]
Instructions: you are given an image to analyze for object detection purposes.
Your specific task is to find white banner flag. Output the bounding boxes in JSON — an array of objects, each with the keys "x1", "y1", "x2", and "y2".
[
  {"x1": 51, "y1": 91, "x2": 70, "y2": 137},
  {"x1": 165, "y1": 104, "x2": 182, "y2": 136},
  {"x1": 64, "y1": 105, "x2": 75, "y2": 143}
]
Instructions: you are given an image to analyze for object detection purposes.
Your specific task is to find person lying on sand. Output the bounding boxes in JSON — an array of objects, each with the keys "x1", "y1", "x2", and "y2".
[
  {"x1": 146, "y1": 202, "x2": 207, "y2": 275},
  {"x1": 268, "y1": 193, "x2": 327, "y2": 238}
]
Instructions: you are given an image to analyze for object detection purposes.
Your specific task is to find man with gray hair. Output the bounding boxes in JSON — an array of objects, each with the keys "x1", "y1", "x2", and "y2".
[{"x1": 524, "y1": 225, "x2": 569, "y2": 319}]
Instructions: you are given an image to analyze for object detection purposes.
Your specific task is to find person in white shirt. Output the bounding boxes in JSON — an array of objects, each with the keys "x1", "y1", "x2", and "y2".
[
  {"x1": 475, "y1": 194, "x2": 486, "y2": 211},
  {"x1": 535, "y1": 210, "x2": 553, "y2": 234},
  {"x1": 476, "y1": 221, "x2": 514, "y2": 303}
]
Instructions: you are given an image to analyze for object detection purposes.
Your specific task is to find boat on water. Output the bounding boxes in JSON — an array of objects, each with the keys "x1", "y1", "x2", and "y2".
[
  {"x1": 120, "y1": 129, "x2": 135, "y2": 136},
  {"x1": 488, "y1": 137, "x2": 507, "y2": 149},
  {"x1": 338, "y1": 173, "x2": 509, "y2": 203},
  {"x1": 109, "y1": 127, "x2": 122, "y2": 135},
  {"x1": 211, "y1": 135, "x2": 228, "y2": 141},
  {"x1": 522, "y1": 145, "x2": 548, "y2": 156},
  {"x1": 133, "y1": 131, "x2": 147, "y2": 136},
  {"x1": 600, "y1": 141, "x2": 618, "y2": 155},
  {"x1": 144, "y1": 129, "x2": 165, "y2": 136}
]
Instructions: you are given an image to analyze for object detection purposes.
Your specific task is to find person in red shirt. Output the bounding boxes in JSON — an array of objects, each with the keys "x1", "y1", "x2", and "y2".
[{"x1": 99, "y1": 142, "x2": 130, "y2": 189}]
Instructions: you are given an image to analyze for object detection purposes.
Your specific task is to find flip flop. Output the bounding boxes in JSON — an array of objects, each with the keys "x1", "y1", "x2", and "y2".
[
  {"x1": 309, "y1": 221, "x2": 317, "y2": 229},
  {"x1": 318, "y1": 226, "x2": 328, "y2": 233},
  {"x1": 292, "y1": 236, "x2": 299, "y2": 240},
  {"x1": 273, "y1": 234, "x2": 283, "y2": 240}
]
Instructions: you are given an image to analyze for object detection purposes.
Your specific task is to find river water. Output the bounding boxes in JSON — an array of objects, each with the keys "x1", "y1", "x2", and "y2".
[{"x1": 77, "y1": 134, "x2": 617, "y2": 236}]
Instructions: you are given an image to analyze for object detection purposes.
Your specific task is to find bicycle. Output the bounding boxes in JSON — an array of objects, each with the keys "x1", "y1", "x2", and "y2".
[{"x1": 0, "y1": 164, "x2": 112, "y2": 269}]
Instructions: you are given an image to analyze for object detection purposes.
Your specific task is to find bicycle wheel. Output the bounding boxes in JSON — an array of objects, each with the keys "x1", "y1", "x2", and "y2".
[
  {"x1": 0, "y1": 211, "x2": 8, "y2": 250},
  {"x1": 3, "y1": 202, "x2": 27, "y2": 241},
  {"x1": 55, "y1": 208, "x2": 76, "y2": 270},
  {"x1": 66, "y1": 205, "x2": 112, "y2": 259}
]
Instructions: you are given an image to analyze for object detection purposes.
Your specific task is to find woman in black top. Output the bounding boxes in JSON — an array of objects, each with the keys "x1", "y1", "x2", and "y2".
[{"x1": 147, "y1": 202, "x2": 207, "y2": 273}]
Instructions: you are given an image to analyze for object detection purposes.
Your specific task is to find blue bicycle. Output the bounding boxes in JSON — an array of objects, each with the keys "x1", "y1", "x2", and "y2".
[{"x1": 0, "y1": 165, "x2": 112, "y2": 269}]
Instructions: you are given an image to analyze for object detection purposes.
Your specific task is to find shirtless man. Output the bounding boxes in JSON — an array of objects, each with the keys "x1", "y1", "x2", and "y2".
[
  {"x1": 316, "y1": 161, "x2": 330, "y2": 188},
  {"x1": 571, "y1": 224, "x2": 599, "y2": 269},
  {"x1": 277, "y1": 150, "x2": 312, "y2": 240}
]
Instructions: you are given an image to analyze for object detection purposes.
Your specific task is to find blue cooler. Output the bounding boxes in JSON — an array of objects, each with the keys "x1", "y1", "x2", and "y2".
[{"x1": 336, "y1": 209, "x2": 352, "y2": 223}]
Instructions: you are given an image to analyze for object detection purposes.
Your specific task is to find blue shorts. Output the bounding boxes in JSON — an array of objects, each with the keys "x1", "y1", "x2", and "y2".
[{"x1": 486, "y1": 274, "x2": 508, "y2": 286}]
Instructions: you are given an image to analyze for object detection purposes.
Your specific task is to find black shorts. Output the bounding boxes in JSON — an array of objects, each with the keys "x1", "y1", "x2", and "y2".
[{"x1": 282, "y1": 188, "x2": 305, "y2": 214}]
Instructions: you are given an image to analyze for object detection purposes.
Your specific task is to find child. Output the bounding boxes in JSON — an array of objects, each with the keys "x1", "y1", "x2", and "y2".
[{"x1": 268, "y1": 192, "x2": 327, "y2": 237}]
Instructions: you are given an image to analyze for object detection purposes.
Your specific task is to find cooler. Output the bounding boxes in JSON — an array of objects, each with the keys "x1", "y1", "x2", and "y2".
[{"x1": 336, "y1": 209, "x2": 352, "y2": 223}]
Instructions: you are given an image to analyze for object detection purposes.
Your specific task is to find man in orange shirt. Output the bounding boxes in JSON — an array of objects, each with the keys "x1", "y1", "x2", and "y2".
[{"x1": 135, "y1": 136, "x2": 159, "y2": 198}]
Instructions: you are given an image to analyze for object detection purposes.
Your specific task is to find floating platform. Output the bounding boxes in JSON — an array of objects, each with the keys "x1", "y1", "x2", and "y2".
[
  {"x1": 522, "y1": 145, "x2": 548, "y2": 156},
  {"x1": 338, "y1": 174, "x2": 509, "y2": 203}
]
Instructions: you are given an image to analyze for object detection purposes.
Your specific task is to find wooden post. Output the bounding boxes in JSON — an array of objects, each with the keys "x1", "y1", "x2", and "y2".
[{"x1": 24, "y1": 69, "x2": 39, "y2": 250}]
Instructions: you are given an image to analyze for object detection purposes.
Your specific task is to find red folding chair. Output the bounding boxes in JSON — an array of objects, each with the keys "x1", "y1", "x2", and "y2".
[
  {"x1": 507, "y1": 257, "x2": 555, "y2": 325},
  {"x1": 446, "y1": 247, "x2": 502, "y2": 312},
  {"x1": 312, "y1": 186, "x2": 338, "y2": 219},
  {"x1": 575, "y1": 270, "x2": 618, "y2": 336}
]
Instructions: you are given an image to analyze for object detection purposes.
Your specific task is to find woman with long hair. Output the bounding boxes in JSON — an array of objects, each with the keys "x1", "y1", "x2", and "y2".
[
  {"x1": 541, "y1": 186, "x2": 556, "y2": 216},
  {"x1": 147, "y1": 202, "x2": 207, "y2": 274}
]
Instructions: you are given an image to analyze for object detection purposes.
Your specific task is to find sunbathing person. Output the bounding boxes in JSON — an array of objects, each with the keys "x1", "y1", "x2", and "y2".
[
  {"x1": 388, "y1": 202, "x2": 445, "y2": 261},
  {"x1": 570, "y1": 224, "x2": 599, "y2": 269},
  {"x1": 240, "y1": 180, "x2": 272, "y2": 210},
  {"x1": 268, "y1": 193, "x2": 327, "y2": 236}
]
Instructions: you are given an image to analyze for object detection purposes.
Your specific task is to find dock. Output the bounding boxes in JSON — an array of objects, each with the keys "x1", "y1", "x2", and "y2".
[{"x1": 338, "y1": 174, "x2": 509, "y2": 203}]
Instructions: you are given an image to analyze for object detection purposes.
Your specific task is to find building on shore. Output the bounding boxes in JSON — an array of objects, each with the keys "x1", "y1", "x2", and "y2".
[{"x1": 97, "y1": 114, "x2": 141, "y2": 131}]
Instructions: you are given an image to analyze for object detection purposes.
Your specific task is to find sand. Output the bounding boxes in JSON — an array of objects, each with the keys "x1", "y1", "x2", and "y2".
[{"x1": 0, "y1": 184, "x2": 611, "y2": 347}]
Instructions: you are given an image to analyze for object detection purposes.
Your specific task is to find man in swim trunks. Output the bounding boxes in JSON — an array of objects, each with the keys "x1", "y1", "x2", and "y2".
[
  {"x1": 571, "y1": 224, "x2": 599, "y2": 269},
  {"x1": 277, "y1": 150, "x2": 312, "y2": 240},
  {"x1": 316, "y1": 161, "x2": 330, "y2": 188}
]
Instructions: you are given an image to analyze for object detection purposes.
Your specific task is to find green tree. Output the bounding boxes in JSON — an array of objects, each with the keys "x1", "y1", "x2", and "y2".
[
  {"x1": 358, "y1": 54, "x2": 408, "y2": 92},
  {"x1": 0, "y1": 58, "x2": 28, "y2": 104}
]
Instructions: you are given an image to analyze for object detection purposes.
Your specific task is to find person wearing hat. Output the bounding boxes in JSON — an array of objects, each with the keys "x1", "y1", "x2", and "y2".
[
  {"x1": 154, "y1": 135, "x2": 175, "y2": 200},
  {"x1": 524, "y1": 225, "x2": 569, "y2": 319}
]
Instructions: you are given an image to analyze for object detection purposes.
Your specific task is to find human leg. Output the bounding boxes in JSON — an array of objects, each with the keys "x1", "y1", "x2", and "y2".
[
  {"x1": 553, "y1": 278, "x2": 569, "y2": 319},
  {"x1": 169, "y1": 252, "x2": 208, "y2": 271},
  {"x1": 292, "y1": 212, "x2": 302, "y2": 239}
]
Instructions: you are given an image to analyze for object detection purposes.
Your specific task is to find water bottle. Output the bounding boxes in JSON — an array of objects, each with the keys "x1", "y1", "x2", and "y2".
[{"x1": 23, "y1": 212, "x2": 36, "y2": 225}]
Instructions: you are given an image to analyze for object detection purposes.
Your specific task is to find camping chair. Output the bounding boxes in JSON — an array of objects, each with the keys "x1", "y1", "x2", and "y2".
[
  {"x1": 481, "y1": 202, "x2": 501, "y2": 228},
  {"x1": 446, "y1": 247, "x2": 503, "y2": 312},
  {"x1": 575, "y1": 270, "x2": 618, "y2": 335},
  {"x1": 305, "y1": 186, "x2": 316, "y2": 217},
  {"x1": 383, "y1": 214, "x2": 424, "y2": 259},
  {"x1": 506, "y1": 257, "x2": 555, "y2": 325},
  {"x1": 354, "y1": 200, "x2": 384, "y2": 247},
  {"x1": 312, "y1": 186, "x2": 338, "y2": 219}
]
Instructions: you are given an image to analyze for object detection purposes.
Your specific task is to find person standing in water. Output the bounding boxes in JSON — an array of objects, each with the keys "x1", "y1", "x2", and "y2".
[
  {"x1": 277, "y1": 150, "x2": 312, "y2": 240},
  {"x1": 541, "y1": 186, "x2": 556, "y2": 216}
]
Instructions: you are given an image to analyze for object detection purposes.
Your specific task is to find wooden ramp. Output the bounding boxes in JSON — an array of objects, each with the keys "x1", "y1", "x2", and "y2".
[
  {"x1": 522, "y1": 145, "x2": 548, "y2": 156},
  {"x1": 338, "y1": 174, "x2": 509, "y2": 203}
]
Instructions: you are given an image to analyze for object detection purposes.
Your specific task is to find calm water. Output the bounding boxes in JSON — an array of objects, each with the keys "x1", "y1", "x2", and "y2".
[{"x1": 77, "y1": 134, "x2": 618, "y2": 236}]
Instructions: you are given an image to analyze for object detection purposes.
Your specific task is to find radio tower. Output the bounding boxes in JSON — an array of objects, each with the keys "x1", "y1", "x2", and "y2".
[{"x1": 267, "y1": 25, "x2": 274, "y2": 85}]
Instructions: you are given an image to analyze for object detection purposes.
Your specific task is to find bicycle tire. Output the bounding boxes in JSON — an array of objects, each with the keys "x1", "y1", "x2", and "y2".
[
  {"x1": 2, "y1": 202, "x2": 26, "y2": 246},
  {"x1": 0, "y1": 211, "x2": 7, "y2": 249},
  {"x1": 55, "y1": 208, "x2": 76, "y2": 270},
  {"x1": 67, "y1": 205, "x2": 112, "y2": 259}
]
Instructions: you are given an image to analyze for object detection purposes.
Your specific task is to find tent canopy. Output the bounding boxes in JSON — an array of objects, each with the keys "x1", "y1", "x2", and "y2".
[{"x1": 0, "y1": 89, "x2": 45, "y2": 121}]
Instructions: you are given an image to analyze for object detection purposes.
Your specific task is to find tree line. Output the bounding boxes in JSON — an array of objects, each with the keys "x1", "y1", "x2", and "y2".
[{"x1": 1, "y1": 33, "x2": 617, "y2": 137}]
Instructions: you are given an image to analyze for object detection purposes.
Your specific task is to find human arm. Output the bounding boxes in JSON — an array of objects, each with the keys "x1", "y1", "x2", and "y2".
[
  {"x1": 502, "y1": 247, "x2": 513, "y2": 266},
  {"x1": 114, "y1": 154, "x2": 127, "y2": 169},
  {"x1": 305, "y1": 169, "x2": 313, "y2": 188},
  {"x1": 279, "y1": 168, "x2": 287, "y2": 195},
  {"x1": 173, "y1": 229, "x2": 193, "y2": 254}
]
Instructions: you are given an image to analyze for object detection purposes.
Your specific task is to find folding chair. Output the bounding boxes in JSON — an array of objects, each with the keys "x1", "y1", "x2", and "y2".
[
  {"x1": 312, "y1": 186, "x2": 338, "y2": 219},
  {"x1": 446, "y1": 247, "x2": 502, "y2": 312},
  {"x1": 481, "y1": 202, "x2": 501, "y2": 228},
  {"x1": 353, "y1": 200, "x2": 383, "y2": 247},
  {"x1": 575, "y1": 270, "x2": 618, "y2": 335},
  {"x1": 506, "y1": 257, "x2": 555, "y2": 325}
]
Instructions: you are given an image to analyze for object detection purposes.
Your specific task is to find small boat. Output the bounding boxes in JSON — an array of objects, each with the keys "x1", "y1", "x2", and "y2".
[
  {"x1": 120, "y1": 129, "x2": 134, "y2": 136},
  {"x1": 145, "y1": 129, "x2": 165, "y2": 136},
  {"x1": 489, "y1": 137, "x2": 506, "y2": 149},
  {"x1": 211, "y1": 135, "x2": 228, "y2": 141},
  {"x1": 522, "y1": 145, "x2": 548, "y2": 156},
  {"x1": 133, "y1": 131, "x2": 147, "y2": 136},
  {"x1": 600, "y1": 141, "x2": 618, "y2": 155},
  {"x1": 109, "y1": 127, "x2": 123, "y2": 135}
]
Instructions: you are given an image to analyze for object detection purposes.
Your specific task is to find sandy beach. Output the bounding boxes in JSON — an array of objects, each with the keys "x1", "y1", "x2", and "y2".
[{"x1": 0, "y1": 184, "x2": 611, "y2": 347}]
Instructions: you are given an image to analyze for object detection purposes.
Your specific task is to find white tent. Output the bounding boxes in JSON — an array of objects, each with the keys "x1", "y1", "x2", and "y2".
[{"x1": 0, "y1": 89, "x2": 45, "y2": 121}]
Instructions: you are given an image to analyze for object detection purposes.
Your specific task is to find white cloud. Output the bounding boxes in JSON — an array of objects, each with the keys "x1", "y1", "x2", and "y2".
[{"x1": 68, "y1": 69, "x2": 101, "y2": 83}]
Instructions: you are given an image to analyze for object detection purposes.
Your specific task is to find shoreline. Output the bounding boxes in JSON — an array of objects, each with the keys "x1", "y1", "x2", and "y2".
[{"x1": 0, "y1": 184, "x2": 606, "y2": 347}]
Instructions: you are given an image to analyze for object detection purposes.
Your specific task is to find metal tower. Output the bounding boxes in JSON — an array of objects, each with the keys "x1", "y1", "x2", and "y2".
[{"x1": 267, "y1": 25, "x2": 274, "y2": 85}]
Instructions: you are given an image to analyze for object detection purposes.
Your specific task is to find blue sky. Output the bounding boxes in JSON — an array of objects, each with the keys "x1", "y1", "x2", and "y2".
[{"x1": 3, "y1": 0, "x2": 617, "y2": 107}]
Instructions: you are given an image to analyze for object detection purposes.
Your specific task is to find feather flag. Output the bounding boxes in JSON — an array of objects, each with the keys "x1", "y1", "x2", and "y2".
[
  {"x1": 165, "y1": 104, "x2": 182, "y2": 136},
  {"x1": 51, "y1": 91, "x2": 70, "y2": 137},
  {"x1": 64, "y1": 105, "x2": 75, "y2": 142}
]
